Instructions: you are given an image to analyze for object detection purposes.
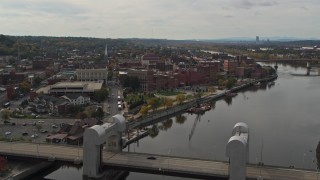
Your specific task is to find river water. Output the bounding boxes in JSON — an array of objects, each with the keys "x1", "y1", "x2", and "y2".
[{"x1": 43, "y1": 63, "x2": 320, "y2": 180}]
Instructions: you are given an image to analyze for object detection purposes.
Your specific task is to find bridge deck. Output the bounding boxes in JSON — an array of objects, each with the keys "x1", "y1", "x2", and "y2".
[{"x1": 0, "y1": 142, "x2": 319, "y2": 179}]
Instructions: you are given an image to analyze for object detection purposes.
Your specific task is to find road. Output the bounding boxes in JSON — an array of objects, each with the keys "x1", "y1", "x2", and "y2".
[
  {"x1": 103, "y1": 84, "x2": 122, "y2": 122},
  {"x1": 0, "y1": 141, "x2": 319, "y2": 180}
]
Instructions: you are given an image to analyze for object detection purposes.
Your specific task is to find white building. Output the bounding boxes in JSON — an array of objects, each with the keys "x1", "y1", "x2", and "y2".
[
  {"x1": 76, "y1": 68, "x2": 108, "y2": 82},
  {"x1": 61, "y1": 94, "x2": 90, "y2": 105}
]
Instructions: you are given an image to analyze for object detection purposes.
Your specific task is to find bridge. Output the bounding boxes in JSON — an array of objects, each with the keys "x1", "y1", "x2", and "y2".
[
  {"x1": 254, "y1": 59, "x2": 320, "y2": 76},
  {"x1": 255, "y1": 59, "x2": 320, "y2": 63},
  {"x1": 0, "y1": 141, "x2": 319, "y2": 180}
]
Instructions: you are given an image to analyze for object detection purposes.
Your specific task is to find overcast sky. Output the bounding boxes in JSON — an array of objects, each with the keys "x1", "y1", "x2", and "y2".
[{"x1": 0, "y1": 0, "x2": 319, "y2": 40}]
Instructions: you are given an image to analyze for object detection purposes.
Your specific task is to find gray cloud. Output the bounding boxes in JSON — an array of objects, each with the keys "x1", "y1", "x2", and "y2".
[
  {"x1": 232, "y1": 0, "x2": 278, "y2": 9},
  {"x1": 0, "y1": 0, "x2": 319, "y2": 39},
  {"x1": 0, "y1": 0, "x2": 88, "y2": 17}
]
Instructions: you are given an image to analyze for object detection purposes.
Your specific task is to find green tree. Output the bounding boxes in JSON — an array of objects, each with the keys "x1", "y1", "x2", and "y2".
[
  {"x1": 175, "y1": 115, "x2": 187, "y2": 124},
  {"x1": 93, "y1": 88, "x2": 109, "y2": 103},
  {"x1": 33, "y1": 77, "x2": 43, "y2": 86},
  {"x1": 92, "y1": 107, "x2": 104, "y2": 120},
  {"x1": 107, "y1": 71, "x2": 113, "y2": 81},
  {"x1": 226, "y1": 77, "x2": 236, "y2": 89},
  {"x1": 159, "y1": 118, "x2": 173, "y2": 131}
]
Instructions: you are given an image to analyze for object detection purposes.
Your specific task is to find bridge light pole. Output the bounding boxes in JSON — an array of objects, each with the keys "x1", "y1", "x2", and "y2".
[{"x1": 168, "y1": 149, "x2": 171, "y2": 170}]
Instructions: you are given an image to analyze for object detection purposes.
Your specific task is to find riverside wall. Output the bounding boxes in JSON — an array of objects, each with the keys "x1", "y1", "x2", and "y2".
[{"x1": 127, "y1": 75, "x2": 278, "y2": 130}]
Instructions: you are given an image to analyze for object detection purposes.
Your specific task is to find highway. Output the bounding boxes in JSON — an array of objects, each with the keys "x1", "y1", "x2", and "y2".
[{"x1": 1, "y1": 141, "x2": 320, "y2": 179}]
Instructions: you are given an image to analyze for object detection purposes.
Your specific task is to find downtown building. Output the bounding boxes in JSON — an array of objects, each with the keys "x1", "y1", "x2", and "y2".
[{"x1": 76, "y1": 68, "x2": 108, "y2": 82}]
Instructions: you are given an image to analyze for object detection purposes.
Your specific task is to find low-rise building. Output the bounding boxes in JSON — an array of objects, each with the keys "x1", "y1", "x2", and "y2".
[
  {"x1": 48, "y1": 81, "x2": 103, "y2": 95},
  {"x1": 61, "y1": 94, "x2": 90, "y2": 105}
]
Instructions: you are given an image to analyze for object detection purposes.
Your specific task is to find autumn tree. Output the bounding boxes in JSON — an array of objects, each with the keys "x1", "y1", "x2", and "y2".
[
  {"x1": 164, "y1": 98, "x2": 173, "y2": 109},
  {"x1": 19, "y1": 81, "x2": 31, "y2": 93},
  {"x1": 139, "y1": 105, "x2": 149, "y2": 116},
  {"x1": 176, "y1": 94, "x2": 186, "y2": 104},
  {"x1": 147, "y1": 97, "x2": 160, "y2": 111},
  {"x1": 1, "y1": 109, "x2": 11, "y2": 122},
  {"x1": 208, "y1": 86, "x2": 216, "y2": 93}
]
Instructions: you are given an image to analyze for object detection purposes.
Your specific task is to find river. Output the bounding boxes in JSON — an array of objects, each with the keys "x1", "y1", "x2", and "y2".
[{"x1": 42, "y1": 63, "x2": 320, "y2": 180}]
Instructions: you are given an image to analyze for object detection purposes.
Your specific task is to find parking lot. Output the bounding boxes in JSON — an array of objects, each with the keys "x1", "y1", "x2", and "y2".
[{"x1": 0, "y1": 118, "x2": 77, "y2": 143}]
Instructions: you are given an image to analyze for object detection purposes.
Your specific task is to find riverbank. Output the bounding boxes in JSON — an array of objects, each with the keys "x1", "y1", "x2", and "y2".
[{"x1": 127, "y1": 75, "x2": 278, "y2": 130}]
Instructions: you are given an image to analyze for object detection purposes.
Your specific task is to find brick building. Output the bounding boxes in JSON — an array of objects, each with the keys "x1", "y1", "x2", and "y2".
[
  {"x1": 32, "y1": 60, "x2": 50, "y2": 70},
  {"x1": 223, "y1": 59, "x2": 239, "y2": 75},
  {"x1": 127, "y1": 69, "x2": 154, "y2": 92}
]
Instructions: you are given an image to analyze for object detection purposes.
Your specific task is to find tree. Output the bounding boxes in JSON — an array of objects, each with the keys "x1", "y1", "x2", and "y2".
[
  {"x1": 139, "y1": 105, "x2": 149, "y2": 116},
  {"x1": 164, "y1": 98, "x2": 173, "y2": 109},
  {"x1": 147, "y1": 97, "x2": 160, "y2": 111},
  {"x1": 33, "y1": 77, "x2": 43, "y2": 86},
  {"x1": 159, "y1": 118, "x2": 173, "y2": 131},
  {"x1": 208, "y1": 86, "x2": 216, "y2": 93},
  {"x1": 148, "y1": 124, "x2": 159, "y2": 138},
  {"x1": 20, "y1": 99, "x2": 29, "y2": 107},
  {"x1": 175, "y1": 115, "x2": 187, "y2": 124},
  {"x1": 176, "y1": 94, "x2": 186, "y2": 104},
  {"x1": 76, "y1": 112, "x2": 88, "y2": 120},
  {"x1": 93, "y1": 88, "x2": 109, "y2": 103},
  {"x1": 1, "y1": 109, "x2": 11, "y2": 122},
  {"x1": 123, "y1": 76, "x2": 140, "y2": 91},
  {"x1": 19, "y1": 81, "x2": 31, "y2": 93},
  {"x1": 226, "y1": 77, "x2": 236, "y2": 89},
  {"x1": 92, "y1": 107, "x2": 104, "y2": 120},
  {"x1": 194, "y1": 92, "x2": 203, "y2": 106},
  {"x1": 218, "y1": 79, "x2": 226, "y2": 87},
  {"x1": 107, "y1": 71, "x2": 113, "y2": 81}
]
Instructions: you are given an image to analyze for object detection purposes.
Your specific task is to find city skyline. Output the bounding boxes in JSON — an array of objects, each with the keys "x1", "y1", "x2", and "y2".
[{"x1": 0, "y1": 0, "x2": 319, "y2": 40}]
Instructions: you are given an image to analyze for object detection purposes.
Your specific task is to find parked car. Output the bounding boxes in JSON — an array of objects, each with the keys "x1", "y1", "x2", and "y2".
[
  {"x1": 5, "y1": 131, "x2": 11, "y2": 135},
  {"x1": 147, "y1": 156, "x2": 157, "y2": 160},
  {"x1": 31, "y1": 134, "x2": 38, "y2": 138},
  {"x1": 52, "y1": 124, "x2": 58, "y2": 128},
  {"x1": 41, "y1": 130, "x2": 48, "y2": 133},
  {"x1": 22, "y1": 132, "x2": 28, "y2": 136}
]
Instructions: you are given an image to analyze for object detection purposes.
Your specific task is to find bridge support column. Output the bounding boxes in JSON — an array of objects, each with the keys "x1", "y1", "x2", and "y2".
[
  {"x1": 307, "y1": 61, "x2": 311, "y2": 76},
  {"x1": 226, "y1": 122, "x2": 249, "y2": 180},
  {"x1": 83, "y1": 114, "x2": 126, "y2": 179}
]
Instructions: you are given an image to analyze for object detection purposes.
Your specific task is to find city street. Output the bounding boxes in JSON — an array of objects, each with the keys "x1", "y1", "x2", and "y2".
[{"x1": 103, "y1": 82, "x2": 123, "y2": 122}]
